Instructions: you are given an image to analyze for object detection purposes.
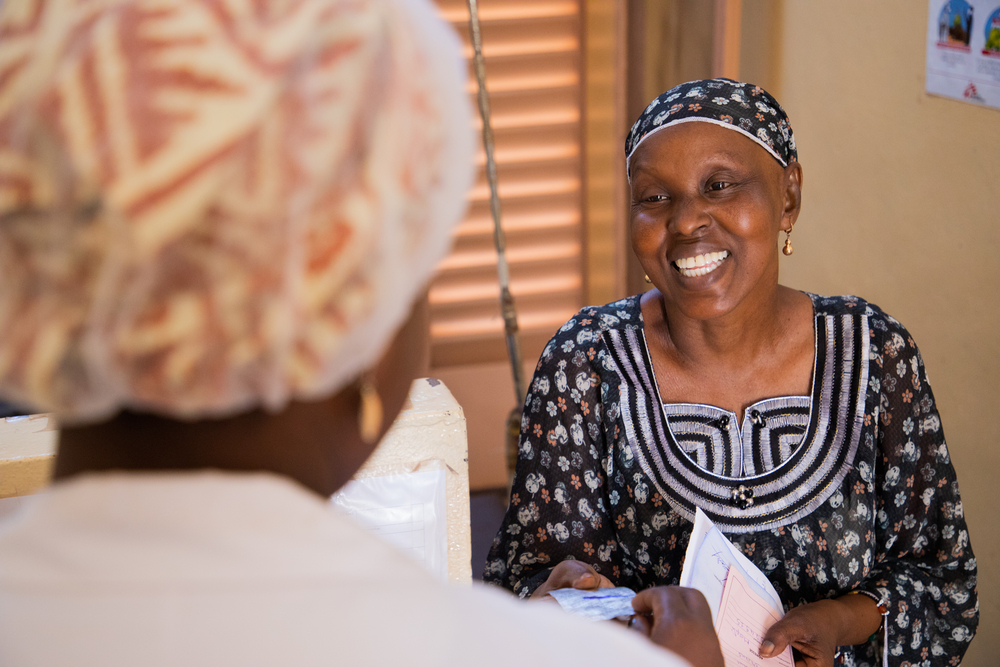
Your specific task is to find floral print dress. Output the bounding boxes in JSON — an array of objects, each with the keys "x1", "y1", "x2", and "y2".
[{"x1": 484, "y1": 294, "x2": 978, "y2": 667}]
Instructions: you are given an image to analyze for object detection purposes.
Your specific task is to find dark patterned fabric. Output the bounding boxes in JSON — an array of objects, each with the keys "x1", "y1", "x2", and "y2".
[
  {"x1": 625, "y1": 78, "x2": 797, "y2": 177},
  {"x1": 484, "y1": 294, "x2": 978, "y2": 667}
]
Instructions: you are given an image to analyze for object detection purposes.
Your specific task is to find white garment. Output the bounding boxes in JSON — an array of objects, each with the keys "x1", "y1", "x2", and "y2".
[{"x1": 0, "y1": 472, "x2": 690, "y2": 667}]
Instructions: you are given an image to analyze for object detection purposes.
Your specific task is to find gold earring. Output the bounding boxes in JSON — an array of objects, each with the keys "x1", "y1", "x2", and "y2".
[
  {"x1": 358, "y1": 377, "x2": 384, "y2": 444},
  {"x1": 644, "y1": 274, "x2": 652, "y2": 283},
  {"x1": 782, "y1": 229, "x2": 794, "y2": 256}
]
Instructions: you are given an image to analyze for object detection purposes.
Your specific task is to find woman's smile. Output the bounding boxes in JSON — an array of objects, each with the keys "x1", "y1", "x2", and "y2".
[{"x1": 673, "y1": 250, "x2": 730, "y2": 277}]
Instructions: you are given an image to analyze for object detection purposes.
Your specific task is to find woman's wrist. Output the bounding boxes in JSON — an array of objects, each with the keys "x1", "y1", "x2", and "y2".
[{"x1": 832, "y1": 592, "x2": 885, "y2": 646}]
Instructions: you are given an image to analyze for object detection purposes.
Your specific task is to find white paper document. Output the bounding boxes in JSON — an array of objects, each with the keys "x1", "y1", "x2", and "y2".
[
  {"x1": 716, "y1": 568, "x2": 794, "y2": 667},
  {"x1": 680, "y1": 508, "x2": 783, "y2": 621},
  {"x1": 680, "y1": 508, "x2": 793, "y2": 667},
  {"x1": 548, "y1": 587, "x2": 637, "y2": 621}
]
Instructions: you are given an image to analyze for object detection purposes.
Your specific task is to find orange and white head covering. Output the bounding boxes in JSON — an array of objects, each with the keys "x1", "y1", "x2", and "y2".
[{"x1": 0, "y1": 0, "x2": 474, "y2": 423}]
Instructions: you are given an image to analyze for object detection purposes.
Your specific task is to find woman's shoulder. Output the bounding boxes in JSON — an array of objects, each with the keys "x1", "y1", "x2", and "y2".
[
  {"x1": 580, "y1": 294, "x2": 643, "y2": 328},
  {"x1": 808, "y1": 293, "x2": 913, "y2": 341},
  {"x1": 553, "y1": 295, "x2": 641, "y2": 337},
  {"x1": 809, "y1": 293, "x2": 869, "y2": 315},
  {"x1": 535, "y1": 295, "x2": 642, "y2": 365}
]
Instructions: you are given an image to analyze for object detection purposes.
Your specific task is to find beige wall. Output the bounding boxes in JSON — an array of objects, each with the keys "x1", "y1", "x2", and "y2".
[{"x1": 757, "y1": 2, "x2": 998, "y2": 664}]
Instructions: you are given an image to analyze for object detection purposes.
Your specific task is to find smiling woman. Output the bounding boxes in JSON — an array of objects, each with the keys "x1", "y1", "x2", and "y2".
[
  {"x1": 630, "y1": 121, "x2": 813, "y2": 418},
  {"x1": 486, "y1": 78, "x2": 979, "y2": 667}
]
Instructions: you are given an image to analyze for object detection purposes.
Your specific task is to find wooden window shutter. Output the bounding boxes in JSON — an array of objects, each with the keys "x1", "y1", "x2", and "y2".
[{"x1": 429, "y1": 0, "x2": 585, "y2": 368}]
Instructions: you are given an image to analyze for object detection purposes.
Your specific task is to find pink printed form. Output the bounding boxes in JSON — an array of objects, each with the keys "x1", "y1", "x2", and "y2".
[{"x1": 716, "y1": 566, "x2": 794, "y2": 667}]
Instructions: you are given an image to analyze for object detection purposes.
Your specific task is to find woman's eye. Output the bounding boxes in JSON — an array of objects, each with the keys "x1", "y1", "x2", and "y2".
[
  {"x1": 644, "y1": 194, "x2": 668, "y2": 203},
  {"x1": 708, "y1": 181, "x2": 730, "y2": 192}
]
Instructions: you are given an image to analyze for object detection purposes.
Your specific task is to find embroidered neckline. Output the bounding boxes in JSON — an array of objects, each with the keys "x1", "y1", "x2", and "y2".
[
  {"x1": 602, "y1": 296, "x2": 870, "y2": 533},
  {"x1": 662, "y1": 397, "x2": 811, "y2": 477},
  {"x1": 662, "y1": 396, "x2": 812, "y2": 428}
]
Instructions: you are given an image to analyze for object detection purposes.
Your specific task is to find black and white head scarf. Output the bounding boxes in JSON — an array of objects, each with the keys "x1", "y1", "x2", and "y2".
[{"x1": 625, "y1": 78, "x2": 797, "y2": 178}]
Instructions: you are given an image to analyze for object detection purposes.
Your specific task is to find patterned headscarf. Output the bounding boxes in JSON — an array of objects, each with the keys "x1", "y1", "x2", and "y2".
[
  {"x1": 625, "y1": 78, "x2": 796, "y2": 178},
  {"x1": 0, "y1": 0, "x2": 473, "y2": 424}
]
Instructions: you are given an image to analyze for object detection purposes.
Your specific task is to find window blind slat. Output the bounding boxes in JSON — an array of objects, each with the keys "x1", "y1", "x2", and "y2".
[
  {"x1": 431, "y1": 0, "x2": 583, "y2": 368},
  {"x1": 455, "y1": 209, "x2": 578, "y2": 238},
  {"x1": 437, "y1": 0, "x2": 577, "y2": 23}
]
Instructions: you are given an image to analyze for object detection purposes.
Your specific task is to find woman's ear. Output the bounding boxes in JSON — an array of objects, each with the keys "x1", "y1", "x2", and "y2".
[{"x1": 781, "y1": 161, "x2": 803, "y2": 231}]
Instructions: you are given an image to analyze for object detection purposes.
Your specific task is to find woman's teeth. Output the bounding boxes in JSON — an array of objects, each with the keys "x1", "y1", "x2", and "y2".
[{"x1": 674, "y1": 251, "x2": 729, "y2": 277}]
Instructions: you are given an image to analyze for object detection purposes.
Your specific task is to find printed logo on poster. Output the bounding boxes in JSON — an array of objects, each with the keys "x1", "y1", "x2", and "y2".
[
  {"x1": 936, "y1": 0, "x2": 975, "y2": 50},
  {"x1": 963, "y1": 82, "x2": 987, "y2": 101}
]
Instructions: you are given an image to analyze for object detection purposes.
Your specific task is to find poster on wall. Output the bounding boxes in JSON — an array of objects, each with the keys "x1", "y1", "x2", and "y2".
[{"x1": 926, "y1": 0, "x2": 1000, "y2": 109}]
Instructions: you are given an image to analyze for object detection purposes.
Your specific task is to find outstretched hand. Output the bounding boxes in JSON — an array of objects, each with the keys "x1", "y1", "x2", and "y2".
[
  {"x1": 630, "y1": 586, "x2": 724, "y2": 667},
  {"x1": 530, "y1": 559, "x2": 615, "y2": 600},
  {"x1": 758, "y1": 596, "x2": 880, "y2": 667},
  {"x1": 758, "y1": 600, "x2": 841, "y2": 667}
]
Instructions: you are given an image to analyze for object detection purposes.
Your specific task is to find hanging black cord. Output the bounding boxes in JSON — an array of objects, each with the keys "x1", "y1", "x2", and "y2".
[{"x1": 465, "y1": 0, "x2": 526, "y2": 481}]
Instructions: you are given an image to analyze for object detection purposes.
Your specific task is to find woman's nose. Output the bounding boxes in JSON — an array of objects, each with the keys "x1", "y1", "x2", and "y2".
[{"x1": 667, "y1": 195, "x2": 711, "y2": 236}]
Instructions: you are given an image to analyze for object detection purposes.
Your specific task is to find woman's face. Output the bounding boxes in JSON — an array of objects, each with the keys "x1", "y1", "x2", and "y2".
[{"x1": 629, "y1": 122, "x2": 801, "y2": 322}]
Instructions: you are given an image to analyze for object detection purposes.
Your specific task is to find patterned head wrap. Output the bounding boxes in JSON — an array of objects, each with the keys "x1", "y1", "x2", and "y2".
[
  {"x1": 625, "y1": 78, "x2": 797, "y2": 178},
  {"x1": 0, "y1": 0, "x2": 473, "y2": 424}
]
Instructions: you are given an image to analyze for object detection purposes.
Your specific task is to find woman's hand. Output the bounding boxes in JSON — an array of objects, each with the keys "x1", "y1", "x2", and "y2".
[
  {"x1": 630, "y1": 586, "x2": 724, "y2": 667},
  {"x1": 759, "y1": 595, "x2": 882, "y2": 667},
  {"x1": 529, "y1": 559, "x2": 615, "y2": 600}
]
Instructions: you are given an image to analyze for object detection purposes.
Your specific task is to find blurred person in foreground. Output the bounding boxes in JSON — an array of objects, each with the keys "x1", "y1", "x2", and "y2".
[{"x1": 0, "y1": 1, "x2": 724, "y2": 665}]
